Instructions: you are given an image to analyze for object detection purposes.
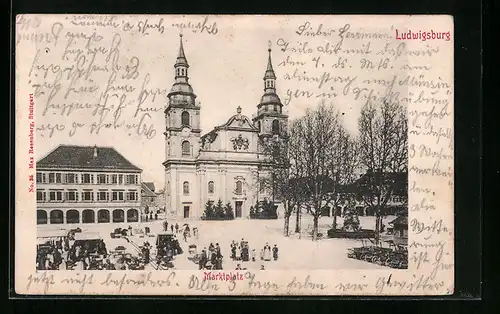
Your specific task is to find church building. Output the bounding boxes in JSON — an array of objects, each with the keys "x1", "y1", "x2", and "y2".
[{"x1": 163, "y1": 35, "x2": 288, "y2": 219}]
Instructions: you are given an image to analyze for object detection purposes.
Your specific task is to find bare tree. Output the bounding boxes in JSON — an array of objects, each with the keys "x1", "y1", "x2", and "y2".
[
  {"x1": 325, "y1": 123, "x2": 360, "y2": 232},
  {"x1": 357, "y1": 99, "x2": 408, "y2": 244},
  {"x1": 258, "y1": 120, "x2": 308, "y2": 236},
  {"x1": 295, "y1": 103, "x2": 340, "y2": 241}
]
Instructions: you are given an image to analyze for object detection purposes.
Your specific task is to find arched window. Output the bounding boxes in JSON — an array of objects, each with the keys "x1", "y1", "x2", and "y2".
[
  {"x1": 66, "y1": 210, "x2": 80, "y2": 224},
  {"x1": 98, "y1": 209, "x2": 110, "y2": 223},
  {"x1": 272, "y1": 119, "x2": 280, "y2": 135},
  {"x1": 183, "y1": 181, "x2": 189, "y2": 195},
  {"x1": 50, "y1": 210, "x2": 63, "y2": 224},
  {"x1": 112, "y1": 209, "x2": 125, "y2": 223},
  {"x1": 235, "y1": 181, "x2": 243, "y2": 195},
  {"x1": 82, "y1": 209, "x2": 95, "y2": 223},
  {"x1": 181, "y1": 111, "x2": 190, "y2": 126},
  {"x1": 208, "y1": 181, "x2": 214, "y2": 194},
  {"x1": 182, "y1": 141, "x2": 191, "y2": 156},
  {"x1": 37, "y1": 210, "x2": 47, "y2": 225},
  {"x1": 127, "y1": 209, "x2": 139, "y2": 222}
]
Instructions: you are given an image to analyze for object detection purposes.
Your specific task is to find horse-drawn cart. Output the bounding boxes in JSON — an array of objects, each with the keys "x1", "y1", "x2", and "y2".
[{"x1": 347, "y1": 245, "x2": 408, "y2": 269}]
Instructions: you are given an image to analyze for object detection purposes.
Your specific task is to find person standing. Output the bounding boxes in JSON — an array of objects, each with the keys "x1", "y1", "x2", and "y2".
[
  {"x1": 264, "y1": 243, "x2": 271, "y2": 261},
  {"x1": 171, "y1": 224, "x2": 174, "y2": 233},
  {"x1": 199, "y1": 249, "x2": 207, "y2": 270},
  {"x1": 215, "y1": 243, "x2": 221, "y2": 257},
  {"x1": 231, "y1": 244, "x2": 236, "y2": 260},
  {"x1": 235, "y1": 246, "x2": 241, "y2": 261},
  {"x1": 272, "y1": 245, "x2": 279, "y2": 261},
  {"x1": 175, "y1": 223, "x2": 179, "y2": 234},
  {"x1": 251, "y1": 249, "x2": 256, "y2": 262},
  {"x1": 45, "y1": 251, "x2": 53, "y2": 270},
  {"x1": 211, "y1": 249, "x2": 217, "y2": 266}
]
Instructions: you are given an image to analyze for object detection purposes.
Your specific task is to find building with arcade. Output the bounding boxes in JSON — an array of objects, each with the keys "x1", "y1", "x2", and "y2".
[{"x1": 36, "y1": 145, "x2": 143, "y2": 226}]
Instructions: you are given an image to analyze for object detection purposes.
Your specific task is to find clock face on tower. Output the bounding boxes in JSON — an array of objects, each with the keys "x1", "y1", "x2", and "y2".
[{"x1": 181, "y1": 127, "x2": 191, "y2": 135}]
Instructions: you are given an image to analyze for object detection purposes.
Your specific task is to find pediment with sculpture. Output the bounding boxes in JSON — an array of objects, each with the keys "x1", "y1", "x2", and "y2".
[{"x1": 219, "y1": 106, "x2": 259, "y2": 132}]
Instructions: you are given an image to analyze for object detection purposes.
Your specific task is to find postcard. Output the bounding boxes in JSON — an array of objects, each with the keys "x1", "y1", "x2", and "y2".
[{"x1": 15, "y1": 14, "x2": 454, "y2": 295}]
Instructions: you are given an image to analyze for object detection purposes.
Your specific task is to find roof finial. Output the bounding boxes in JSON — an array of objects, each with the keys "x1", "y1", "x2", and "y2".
[
  {"x1": 177, "y1": 33, "x2": 186, "y2": 60},
  {"x1": 264, "y1": 41, "x2": 275, "y2": 78},
  {"x1": 237, "y1": 106, "x2": 242, "y2": 114},
  {"x1": 93, "y1": 145, "x2": 98, "y2": 157},
  {"x1": 268, "y1": 40, "x2": 272, "y2": 52}
]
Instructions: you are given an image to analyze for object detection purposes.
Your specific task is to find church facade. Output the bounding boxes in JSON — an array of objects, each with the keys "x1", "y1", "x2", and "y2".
[{"x1": 163, "y1": 35, "x2": 288, "y2": 220}]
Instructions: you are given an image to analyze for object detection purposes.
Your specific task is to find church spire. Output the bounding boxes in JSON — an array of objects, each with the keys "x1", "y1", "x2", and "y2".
[
  {"x1": 264, "y1": 42, "x2": 276, "y2": 80},
  {"x1": 167, "y1": 34, "x2": 197, "y2": 107},
  {"x1": 176, "y1": 34, "x2": 189, "y2": 67},
  {"x1": 258, "y1": 41, "x2": 280, "y2": 106}
]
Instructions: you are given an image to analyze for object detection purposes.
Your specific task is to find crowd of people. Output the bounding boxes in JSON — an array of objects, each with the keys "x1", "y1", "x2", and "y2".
[
  {"x1": 229, "y1": 239, "x2": 279, "y2": 263},
  {"x1": 197, "y1": 242, "x2": 223, "y2": 270},
  {"x1": 36, "y1": 232, "x2": 110, "y2": 270},
  {"x1": 36, "y1": 231, "x2": 151, "y2": 270},
  {"x1": 162, "y1": 221, "x2": 199, "y2": 241}
]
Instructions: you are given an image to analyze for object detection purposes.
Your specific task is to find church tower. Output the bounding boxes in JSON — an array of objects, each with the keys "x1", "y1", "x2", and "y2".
[
  {"x1": 252, "y1": 42, "x2": 288, "y2": 139},
  {"x1": 164, "y1": 34, "x2": 201, "y2": 161},
  {"x1": 164, "y1": 34, "x2": 201, "y2": 219}
]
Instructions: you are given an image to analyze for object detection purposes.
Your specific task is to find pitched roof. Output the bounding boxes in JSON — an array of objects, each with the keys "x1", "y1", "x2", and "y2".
[
  {"x1": 141, "y1": 182, "x2": 156, "y2": 197},
  {"x1": 342, "y1": 171, "x2": 408, "y2": 195},
  {"x1": 144, "y1": 182, "x2": 155, "y2": 192},
  {"x1": 37, "y1": 145, "x2": 141, "y2": 171},
  {"x1": 389, "y1": 216, "x2": 408, "y2": 226}
]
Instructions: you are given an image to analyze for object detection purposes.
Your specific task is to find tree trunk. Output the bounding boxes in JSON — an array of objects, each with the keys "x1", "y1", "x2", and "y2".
[
  {"x1": 332, "y1": 209, "x2": 337, "y2": 231},
  {"x1": 375, "y1": 213, "x2": 381, "y2": 245},
  {"x1": 284, "y1": 214, "x2": 290, "y2": 236},
  {"x1": 295, "y1": 206, "x2": 300, "y2": 233},
  {"x1": 312, "y1": 215, "x2": 319, "y2": 241}
]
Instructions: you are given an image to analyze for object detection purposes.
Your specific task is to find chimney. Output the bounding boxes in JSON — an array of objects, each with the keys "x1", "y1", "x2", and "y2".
[{"x1": 93, "y1": 145, "x2": 98, "y2": 157}]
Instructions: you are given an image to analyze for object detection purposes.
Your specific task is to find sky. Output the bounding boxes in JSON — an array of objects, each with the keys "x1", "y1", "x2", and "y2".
[{"x1": 23, "y1": 15, "x2": 421, "y2": 189}]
